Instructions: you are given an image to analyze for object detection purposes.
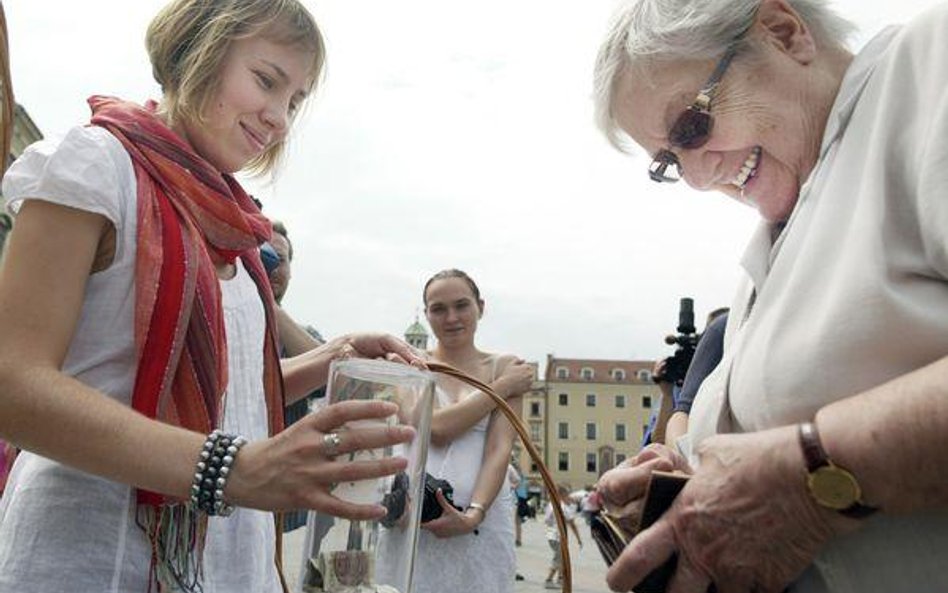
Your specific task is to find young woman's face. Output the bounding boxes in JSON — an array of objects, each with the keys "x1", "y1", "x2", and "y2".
[
  {"x1": 424, "y1": 277, "x2": 483, "y2": 347},
  {"x1": 176, "y1": 35, "x2": 311, "y2": 173}
]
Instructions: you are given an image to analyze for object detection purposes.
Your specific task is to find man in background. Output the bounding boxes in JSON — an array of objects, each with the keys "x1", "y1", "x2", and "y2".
[{"x1": 264, "y1": 221, "x2": 326, "y2": 532}]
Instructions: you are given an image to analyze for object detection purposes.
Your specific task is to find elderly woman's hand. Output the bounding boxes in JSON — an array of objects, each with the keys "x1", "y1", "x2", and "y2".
[
  {"x1": 596, "y1": 443, "x2": 691, "y2": 519},
  {"x1": 336, "y1": 333, "x2": 427, "y2": 368},
  {"x1": 606, "y1": 426, "x2": 856, "y2": 593},
  {"x1": 224, "y1": 400, "x2": 415, "y2": 520}
]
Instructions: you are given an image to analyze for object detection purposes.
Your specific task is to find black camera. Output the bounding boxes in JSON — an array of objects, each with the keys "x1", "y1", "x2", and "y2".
[
  {"x1": 654, "y1": 298, "x2": 700, "y2": 387},
  {"x1": 379, "y1": 472, "x2": 463, "y2": 527},
  {"x1": 421, "y1": 473, "x2": 463, "y2": 523}
]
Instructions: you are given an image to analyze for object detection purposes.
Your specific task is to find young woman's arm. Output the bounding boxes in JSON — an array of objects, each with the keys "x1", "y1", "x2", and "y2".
[
  {"x1": 276, "y1": 306, "x2": 323, "y2": 357},
  {"x1": 423, "y1": 394, "x2": 523, "y2": 537},
  {"x1": 429, "y1": 355, "x2": 533, "y2": 447},
  {"x1": 0, "y1": 200, "x2": 203, "y2": 498},
  {"x1": 0, "y1": 201, "x2": 413, "y2": 518},
  {"x1": 280, "y1": 333, "x2": 425, "y2": 403}
]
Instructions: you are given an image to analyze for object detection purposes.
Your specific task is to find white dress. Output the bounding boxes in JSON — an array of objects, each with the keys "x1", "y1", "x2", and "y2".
[
  {"x1": 410, "y1": 358, "x2": 516, "y2": 593},
  {"x1": 0, "y1": 126, "x2": 282, "y2": 593}
]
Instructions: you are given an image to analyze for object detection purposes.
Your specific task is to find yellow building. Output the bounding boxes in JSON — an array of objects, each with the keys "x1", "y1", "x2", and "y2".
[
  {"x1": 510, "y1": 361, "x2": 543, "y2": 484},
  {"x1": 519, "y1": 356, "x2": 658, "y2": 493}
]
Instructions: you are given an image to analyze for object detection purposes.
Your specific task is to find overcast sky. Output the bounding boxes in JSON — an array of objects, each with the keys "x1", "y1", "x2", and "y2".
[{"x1": 4, "y1": 0, "x2": 942, "y2": 371}]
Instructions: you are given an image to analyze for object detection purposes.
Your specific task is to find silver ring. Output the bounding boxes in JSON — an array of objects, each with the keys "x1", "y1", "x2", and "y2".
[{"x1": 322, "y1": 432, "x2": 342, "y2": 457}]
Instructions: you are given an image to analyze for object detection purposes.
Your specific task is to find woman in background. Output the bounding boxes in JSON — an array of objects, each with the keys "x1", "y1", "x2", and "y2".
[{"x1": 413, "y1": 268, "x2": 533, "y2": 593}]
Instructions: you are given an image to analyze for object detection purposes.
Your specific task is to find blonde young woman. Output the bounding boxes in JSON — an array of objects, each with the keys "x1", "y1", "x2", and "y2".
[
  {"x1": 0, "y1": 1, "x2": 420, "y2": 591},
  {"x1": 410, "y1": 269, "x2": 534, "y2": 593}
]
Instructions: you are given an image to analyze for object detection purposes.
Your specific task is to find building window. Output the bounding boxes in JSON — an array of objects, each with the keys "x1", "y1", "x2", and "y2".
[
  {"x1": 586, "y1": 422, "x2": 597, "y2": 440},
  {"x1": 558, "y1": 422, "x2": 569, "y2": 439},
  {"x1": 531, "y1": 462, "x2": 539, "y2": 472},
  {"x1": 586, "y1": 453, "x2": 597, "y2": 473},
  {"x1": 616, "y1": 453, "x2": 626, "y2": 465},
  {"x1": 530, "y1": 422, "x2": 541, "y2": 442},
  {"x1": 580, "y1": 367, "x2": 594, "y2": 380},
  {"x1": 558, "y1": 393, "x2": 568, "y2": 406},
  {"x1": 612, "y1": 368, "x2": 626, "y2": 381},
  {"x1": 638, "y1": 369, "x2": 651, "y2": 382},
  {"x1": 586, "y1": 393, "x2": 596, "y2": 407},
  {"x1": 615, "y1": 423, "x2": 627, "y2": 442},
  {"x1": 615, "y1": 394, "x2": 626, "y2": 408},
  {"x1": 642, "y1": 395, "x2": 652, "y2": 408},
  {"x1": 558, "y1": 452, "x2": 569, "y2": 472},
  {"x1": 556, "y1": 367, "x2": 569, "y2": 379},
  {"x1": 530, "y1": 401, "x2": 541, "y2": 417}
]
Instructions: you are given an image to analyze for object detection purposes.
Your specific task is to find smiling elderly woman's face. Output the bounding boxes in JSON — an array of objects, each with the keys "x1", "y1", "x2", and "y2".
[{"x1": 612, "y1": 1, "x2": 835, "y2": 223}]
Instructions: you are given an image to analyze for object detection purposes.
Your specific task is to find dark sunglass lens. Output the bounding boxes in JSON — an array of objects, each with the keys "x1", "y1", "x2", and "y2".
[{"x1": 669, "y1": 108, "x2": 712, "y2": 149}]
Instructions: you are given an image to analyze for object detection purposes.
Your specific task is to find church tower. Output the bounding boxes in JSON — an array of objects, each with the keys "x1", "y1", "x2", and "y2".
[{"x1": 404, "y1": 316, "x2": 429, "y2": 350}]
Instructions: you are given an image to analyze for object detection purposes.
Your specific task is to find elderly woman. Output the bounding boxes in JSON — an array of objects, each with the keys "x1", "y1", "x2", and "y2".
[{"x1": 593, "y1": 0, "x2": 948, "y2": 592}]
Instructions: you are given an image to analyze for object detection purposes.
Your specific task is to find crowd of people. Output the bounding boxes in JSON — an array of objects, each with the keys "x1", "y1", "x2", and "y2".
[{"x1": 2, "y1": 0, "x2": 947, "y2": 592}]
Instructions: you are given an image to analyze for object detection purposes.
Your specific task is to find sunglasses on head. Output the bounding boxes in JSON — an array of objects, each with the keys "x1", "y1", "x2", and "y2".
[{"x1": 648, "y1": 46, "x2": 738, "y2": 183}]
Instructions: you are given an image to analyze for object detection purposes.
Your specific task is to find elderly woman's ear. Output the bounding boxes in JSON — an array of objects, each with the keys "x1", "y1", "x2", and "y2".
[{"x1": 756, "y1": 0, "x2": 817, "y2": 64}]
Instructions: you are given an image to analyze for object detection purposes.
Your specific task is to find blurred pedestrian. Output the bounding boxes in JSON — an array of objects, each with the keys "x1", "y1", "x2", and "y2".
[{"x1": 544, "y1": 484, "x2": 583, "y2": 589}]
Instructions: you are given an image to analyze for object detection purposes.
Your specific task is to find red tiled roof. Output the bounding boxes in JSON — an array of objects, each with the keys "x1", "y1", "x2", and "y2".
[{"x1": 544, "y1": 357, "x2": 655, "y2": 383}]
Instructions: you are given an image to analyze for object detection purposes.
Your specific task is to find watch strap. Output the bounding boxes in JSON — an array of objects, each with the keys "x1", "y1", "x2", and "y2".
[{"x1": 799, "y1": 421, "x2": 829, "y2": 472}]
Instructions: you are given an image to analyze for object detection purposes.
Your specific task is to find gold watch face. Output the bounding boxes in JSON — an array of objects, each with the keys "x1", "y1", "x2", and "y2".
[{"x1": 807, "y1": 465, "x2": 861, "y2": 510}]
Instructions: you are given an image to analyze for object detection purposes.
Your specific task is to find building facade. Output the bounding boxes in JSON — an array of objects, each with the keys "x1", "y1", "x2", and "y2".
[
  {"x1": 1, "y1": 104, "x2": 43, "y2": 256},
  {"x1": 9, "y1": 103, "x2": 42, "y2": 163},
  {"x1": 509, "y1": 361, "x2": 543, "y2": 497},
  {"x1": 518, "y1": 356, "x2": 658, "y2": 493}
]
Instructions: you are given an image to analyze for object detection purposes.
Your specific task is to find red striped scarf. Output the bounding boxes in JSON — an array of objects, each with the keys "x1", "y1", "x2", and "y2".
[{"x1": 89, "y1": 95, "x2": 286, "y2": 590}]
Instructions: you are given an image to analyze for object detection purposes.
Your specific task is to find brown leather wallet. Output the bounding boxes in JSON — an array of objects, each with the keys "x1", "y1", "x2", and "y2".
[{"x1": 590, "y1": 471, "x2": 689, "y2": 593}]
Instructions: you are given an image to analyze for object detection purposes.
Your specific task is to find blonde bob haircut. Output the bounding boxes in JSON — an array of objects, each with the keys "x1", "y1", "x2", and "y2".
[{"x1": 146, "y1": 0, "x2": 325, "y2": 175}]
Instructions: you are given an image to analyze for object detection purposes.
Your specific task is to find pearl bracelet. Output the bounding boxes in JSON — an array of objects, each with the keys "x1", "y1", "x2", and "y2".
[{"x1": 189, "y1": 430, "x2": 247, "y2": 517}]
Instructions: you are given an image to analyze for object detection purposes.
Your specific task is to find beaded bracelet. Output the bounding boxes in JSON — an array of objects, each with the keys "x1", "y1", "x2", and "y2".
[{"x1": 189, "y1": 430, "x2": 247, "y2": 517}]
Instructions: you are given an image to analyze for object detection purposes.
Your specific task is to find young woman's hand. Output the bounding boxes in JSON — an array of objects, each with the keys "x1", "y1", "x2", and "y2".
[
  {"x1": 224, "y1": 399, "x2": 415, "y2": 520},
  {"x1": 494, "y1": 359, "x2": 533, "y2": 400},
  {"x1": 421, "y1": 489, "x2": 483, "y2": 538},
  {"x1": 334, "y1": 333, "x2": 427, "y2": 368}
]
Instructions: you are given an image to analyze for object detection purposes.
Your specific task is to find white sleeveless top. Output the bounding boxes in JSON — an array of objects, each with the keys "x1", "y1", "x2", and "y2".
[
  {"x1": 0, "y1": 126, "x2": 281, "y2": 593},
  {"x1": 410, "y1": 355, "x2": 517, "y2": 593}
]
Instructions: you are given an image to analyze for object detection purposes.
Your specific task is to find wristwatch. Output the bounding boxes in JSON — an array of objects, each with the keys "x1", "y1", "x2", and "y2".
[{"x1": 799, "y1": 422, "x2": 878, "y2": 519}]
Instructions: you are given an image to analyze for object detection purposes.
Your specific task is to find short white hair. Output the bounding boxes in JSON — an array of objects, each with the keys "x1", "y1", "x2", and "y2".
[{"x1": 593, "y1": 0, "x2": 856, "y2": 152}]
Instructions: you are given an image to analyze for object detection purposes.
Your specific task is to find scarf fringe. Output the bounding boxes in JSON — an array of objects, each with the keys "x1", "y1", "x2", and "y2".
[{"x1": 137, "y1": 503, "x2": 208, "y2": 593}]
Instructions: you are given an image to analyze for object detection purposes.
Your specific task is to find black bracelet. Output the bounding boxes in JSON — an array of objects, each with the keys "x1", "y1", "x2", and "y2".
[{"x1": 189, "y1": 430, "x2": 247, "y2": 517}]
